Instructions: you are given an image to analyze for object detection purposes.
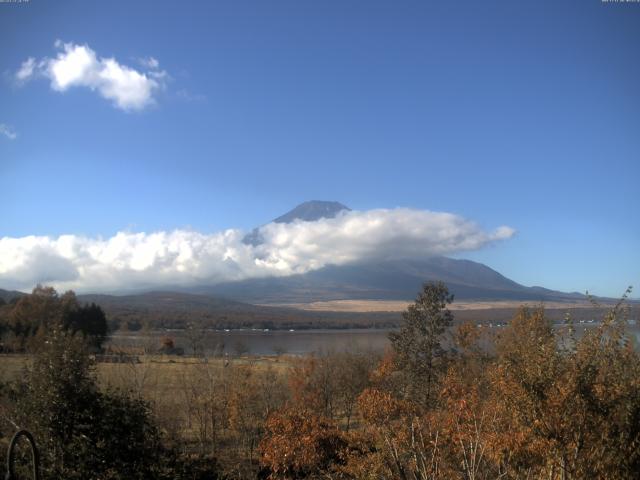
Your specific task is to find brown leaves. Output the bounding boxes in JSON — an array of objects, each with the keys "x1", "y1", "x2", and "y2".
[
  {"x1": 343, "y1": 302, "x2": 640, "y2": 479},
  {"x1": 357, "y1": 388, "x2": 411, "y2": 427},
  {"x1": 259, "y1": 408, "x2": 348, "y2": 479}
]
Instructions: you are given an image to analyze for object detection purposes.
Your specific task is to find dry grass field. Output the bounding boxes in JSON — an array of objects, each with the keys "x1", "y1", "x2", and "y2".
[
  {"x1": 0, "y1": 351, "x2": 280, "y2": 400},
  {"x1": 0, "y1": 354, "x2": 29, "y2": 383},
  {"x1": 263, "y1": 299, "x2": 602, "y2": 312},
  {"x1": 0, "y1": 353, "x2": 295, "y2": 476}
]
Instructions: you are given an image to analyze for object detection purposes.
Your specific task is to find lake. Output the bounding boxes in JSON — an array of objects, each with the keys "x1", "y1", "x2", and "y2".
[{"x1": 108, "y1": 322, "x2": 640, "y2": 356}]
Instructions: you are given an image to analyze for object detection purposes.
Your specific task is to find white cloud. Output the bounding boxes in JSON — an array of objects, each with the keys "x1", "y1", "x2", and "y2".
[
  {"x1": 15, "y1": 57, "x2": 37, "y2": 82},
  {"x1": 0, "y1": 209, "x2": 514, "y2": 292},
  {"x1": 15, "y1": 42, "x2": 166, "y2": 111},
  {"x1": 0, "y1": 124, "x2": 17, "y2": 140},
  {"x1": 47, "y1": 42, "x2": 98, "y2": 91}
]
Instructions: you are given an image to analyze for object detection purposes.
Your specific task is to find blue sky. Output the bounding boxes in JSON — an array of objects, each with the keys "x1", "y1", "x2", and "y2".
[{"x1": 1, "y1": 0, "x2": 639, "y2": 296}]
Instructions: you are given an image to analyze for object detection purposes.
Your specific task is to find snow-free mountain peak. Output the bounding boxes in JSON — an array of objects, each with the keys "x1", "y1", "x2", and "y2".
[
  {"x1": 272, "y1": 201, "x2": 350, "y2": 223},
  {"x1": 243, "y1": 201, "x2": 350, "y2": 246}
]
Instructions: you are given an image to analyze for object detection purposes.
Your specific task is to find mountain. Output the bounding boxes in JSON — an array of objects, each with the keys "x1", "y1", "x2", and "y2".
[
  {"x1": 0, "y1": 288, "x2": 25, "y2": 303},
  {"x1": 0, "y1": 202, "x2": 592, "y2": 315},
  {"x1": 200, "y1": 201, "x2": 588, "y2": 304},
  {"x1": 243, "y1": 200, "x2": 350, "y2": 246},
  {"x1": 76, "y1": 290, "x2": 399, "y2": 330},
  {"x1": 272, "y1": 201, "x2": 350, "y2": 223},
  {"x1": 198, "y1": 257, "x2": 585, "y2": 304},
  {"x1": 78, "y1": 291, "x2": 253, "y2": 313},
  {"x1": 77, "y1": 288, "x2": 622, "y2": 331}
]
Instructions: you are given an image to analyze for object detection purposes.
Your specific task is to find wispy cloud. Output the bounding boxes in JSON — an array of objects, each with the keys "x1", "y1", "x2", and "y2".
[
  {"x1": 176, "y1": 88, "x2": 207, "y2": 103},
  {"x1": 0, "y1": 208, "x2": 515, "y2": 292},
  {"x1": 15, "y1": 41, "x2": 168, "y2": 111},
  {"x1": 0, "y1": 124, "x2": 17, "y2": 140},
  {"x1": 15, "y1": 57, "x2": 37, "y2": 82},
  {"x1": 138, "y1": 56, "x2": 159, "y2": 69}
]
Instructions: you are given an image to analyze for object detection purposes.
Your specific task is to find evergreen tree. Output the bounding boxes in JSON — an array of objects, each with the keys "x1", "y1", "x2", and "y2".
[
  {"x1": 14, "y1": 327, "x2": 163, "y2": 479},
  {"x1": 63, "y1": 302, "x2": 108, "y2": 351},
  {"x1": 389, "y1": 281, "x2": 453, "y2": 407}
]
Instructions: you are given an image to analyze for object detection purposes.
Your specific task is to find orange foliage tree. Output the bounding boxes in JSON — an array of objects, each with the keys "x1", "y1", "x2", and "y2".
[{"x1": 259, "y1": 407, "x2": 348, "y2": 479}]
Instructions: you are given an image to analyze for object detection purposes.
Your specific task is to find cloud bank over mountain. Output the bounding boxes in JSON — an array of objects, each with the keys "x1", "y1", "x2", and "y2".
[{"x1": 0, "y1": 208, "x2": 515, "y2": 292}]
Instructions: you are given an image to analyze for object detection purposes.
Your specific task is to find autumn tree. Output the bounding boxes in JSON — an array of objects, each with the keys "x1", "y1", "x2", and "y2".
[
  {"x1": 0, "y1": 285, "x2": 62, "y2": 351},
  {"x1": 185, "y1": 321, "x2": 210, "y2": 356},
  {"x1": 333, "y1": 350, "x2": 378, "y2": 430},
  {"x1": 260, "y1": 408, "x2": 348, "y2": 479},
  {"x1": 487, "y1": 303, "x2": 640, "y2": 479},
  {"x1": 229, "y1": 366, "x2": 288, "y2": 466},
  {"x1": 174, "y1": 352, "x2": 233, "y2": 457},
  {"x1": 0, "y1": 285, "x2": 108, "y2": 352}
]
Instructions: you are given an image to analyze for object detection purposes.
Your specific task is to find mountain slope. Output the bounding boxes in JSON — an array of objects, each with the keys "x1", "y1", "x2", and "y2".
[
  {"x1": 78, "y1": 291, "x2": 254, "y2": 312},
  {"x1": 0, "y1": 288, "x2": 26, "y2": 303},
  {"x1": 77, "y1": 290, "x2": 400, "y2": 329},
  {"x1": 196, "y1": 257, "x2": 585, "y2": 304}
]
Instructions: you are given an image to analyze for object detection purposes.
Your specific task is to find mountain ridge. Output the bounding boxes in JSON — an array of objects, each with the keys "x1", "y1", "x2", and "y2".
[{"x1": 194, "y1": 256, "x2": 586, "y2": 304}]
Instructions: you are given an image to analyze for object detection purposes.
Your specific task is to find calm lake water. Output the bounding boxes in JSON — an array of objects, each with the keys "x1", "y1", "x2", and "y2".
[{"x1": 109, "y1": 322, "x2": 640, "y2": 356}]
